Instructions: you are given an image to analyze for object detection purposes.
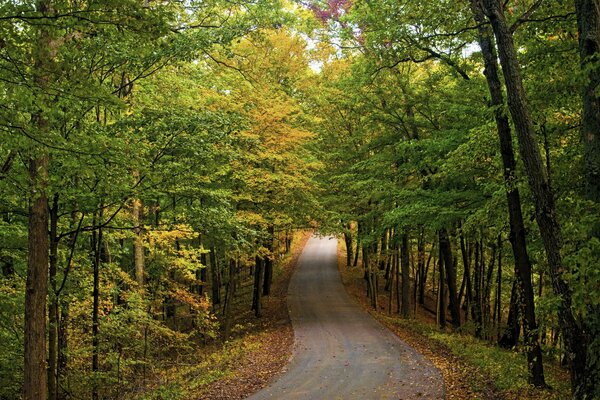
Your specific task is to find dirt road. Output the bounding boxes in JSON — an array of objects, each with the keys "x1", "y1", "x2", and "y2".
[{"x1": 246, "y1": 235, "x2": 445, "y2": 400}]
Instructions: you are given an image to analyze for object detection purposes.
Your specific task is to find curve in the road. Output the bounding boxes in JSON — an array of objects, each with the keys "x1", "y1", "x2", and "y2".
[{"x1": 247, "y1": 235, "x2": 445, "y2": 400}]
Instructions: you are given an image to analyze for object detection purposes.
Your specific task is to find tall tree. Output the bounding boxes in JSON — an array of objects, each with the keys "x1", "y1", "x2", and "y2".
[
  {"x1": 482, "y1": 0, "x2": 593, "y2": 396},
  {"x1": 470, "y1": 0, "x2": 545, "y2": 386}
]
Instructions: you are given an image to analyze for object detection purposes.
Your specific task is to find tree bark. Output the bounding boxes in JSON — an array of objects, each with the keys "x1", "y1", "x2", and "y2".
[
  {"x1": 132, "y1": 196, "x2": 144, "y2": 288},
  {"x1": 471, "y1": 0, "x2": 546, "y2": 383},
  {"x1": 482, "y1": 0, "x2": 586, "y2": 394},
  {"x1": 436, "y1": 245, "x2": 446, "y2": 329},
  {"x1": 262, "y1": 225, "x2": 274, "y2": 296},
  {"x1": 24, "y1": 2, "x2": 55, "y2": 397},
  {"x1": 209, "y1": 245, "x2": 221, "y2": 307},
  {"x1": 439, "y1": 228, "x2": 460, "y2": 328},
  {"x1": 400, "y1": 233, "x2": 410, "y2": 317},
  {"x1": 576, "y1": 0, "x2": 600, "y2": 207},
  {"x1": 48, "y1": 196, "x2": 59, "y2": 400}
]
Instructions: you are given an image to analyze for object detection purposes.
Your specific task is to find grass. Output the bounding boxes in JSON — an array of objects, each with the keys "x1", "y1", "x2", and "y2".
[
  {"x1": 337, "y1": 240, "x2": 571, "y2": 400},
  {"x1": 137, "y1": 334, "x2": 264, "y2": 400}
]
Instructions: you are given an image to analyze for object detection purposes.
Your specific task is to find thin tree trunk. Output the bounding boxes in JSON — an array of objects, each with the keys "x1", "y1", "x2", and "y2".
[
  {"x1": 400, "y1": 232, "x2": 410, "y2": 318},
  {"x1": 48, "y1": 196, "x2": 59, "y2": 400},
  {"x1": 132, "y1": 196, "x2": 144, "y2": 288},
  {"x1": 439, "y1": 228, "x2": 460, "y2": 328},
  {"x1": 436, "y1": 245, "x2": 446, "y2": 329},
  {"x1": 253, "y1": 255, "x2": 264, "y2": 317},
  {"x1": 91, "y1": 209, "x2": 103, "y2": 400},
  {"x1": 262, "y1": 225, "x2": 274, "y2": 296}
]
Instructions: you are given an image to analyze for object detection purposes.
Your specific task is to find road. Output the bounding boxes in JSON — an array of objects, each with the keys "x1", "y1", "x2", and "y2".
[{"x1": 247, "y1": 235, "x2": 445, "y2": 400}]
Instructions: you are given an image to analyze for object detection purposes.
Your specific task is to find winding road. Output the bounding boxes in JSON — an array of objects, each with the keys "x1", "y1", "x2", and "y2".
[{"x1": 247, "y1": 235, "x2": 445, "y2": 400}]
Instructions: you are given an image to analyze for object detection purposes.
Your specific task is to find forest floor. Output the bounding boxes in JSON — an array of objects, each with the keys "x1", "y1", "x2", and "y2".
[
  {"x1": 336, "y1": 242, "x2": 571, "y2": 400},
  {"x1": 196, "y1": 231, "x2": 312, "y2": 400}
]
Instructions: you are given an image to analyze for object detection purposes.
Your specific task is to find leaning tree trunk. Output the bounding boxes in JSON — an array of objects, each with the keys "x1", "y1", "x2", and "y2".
[
  {"x1": 471, "y1": 0, "x2": 545, "y2": 384},
  {"x1": 482, "y1": 0, "x2": 588, "y2": 395}
]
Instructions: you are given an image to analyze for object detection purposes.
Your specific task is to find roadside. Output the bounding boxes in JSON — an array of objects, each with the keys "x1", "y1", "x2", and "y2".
[
  {"x1": 136, "y1": 231, "x2": 311, "y2": 400},
  {"x1": 198, "y1": 230, "x2": 312, "y2": 399},
  {"x1": 336, "y1": 240, "x2": 570, "y2": 400}
]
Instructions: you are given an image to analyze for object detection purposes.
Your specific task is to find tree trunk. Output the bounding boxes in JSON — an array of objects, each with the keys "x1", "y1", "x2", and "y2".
[
  {"x1": 576, "y1": 0, "x2": 600, "y2": 207},
  {"x1": 91, "y1": 210, "x2": 103, "y2": 400},
  {"x1": 400, "y1": 233, "x2": 410, "y2": 318},
  {"x1": 473, "y1": 239, "x2": 483, "y2": 337},
  {"x1": 436, "y1": 245, "x2": 446, "y2": 329},
  {"x1": 48, "y1": 196, "x2": 59, "y2": 400},
  {"x1": 494, "y1": 235, "x2": 502, "y2": 338},
  {"x1": 439, "y1": 228, "x2": 460, "y2": 328},
  {"x1": 24, "y1": 2, "x2": 54, "y2": 399},
  {"x1": 262, "y1": 225, "x2": 274, "y2": 296},
  {"x1": 132, "y1": 197, "x2": 144, "y2": 288},
  {"x1": 471, "y1": 0, "x2": 546, "y2": 383},
  {"x1": 482, "y1": 0, "x2": 585, "y2": 392},
  {"x1": 343, "y1": 230, "x2": 353, "y2": 267},
  {"x1": 209, "y1": 245, "x2": 221, "y2": 307},
  {"x1": 253, "y1": 255, "x2": 264, "y2": 317},
  {"x1": 499, "y1": 278, "x2": 521, "y2": 348}
]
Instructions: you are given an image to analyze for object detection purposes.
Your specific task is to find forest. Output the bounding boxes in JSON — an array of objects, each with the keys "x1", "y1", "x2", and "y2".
[{"x1": 0, "y1": 0, "x2": 599, "y2": 399}]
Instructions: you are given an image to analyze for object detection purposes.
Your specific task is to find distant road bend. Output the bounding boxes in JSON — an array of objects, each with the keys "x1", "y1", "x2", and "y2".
[{"x1": 247, "y1": 235, "x2": 445, "y2": 400}]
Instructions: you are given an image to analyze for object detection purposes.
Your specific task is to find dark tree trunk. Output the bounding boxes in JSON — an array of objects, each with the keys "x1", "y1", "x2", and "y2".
[
  {"x1": 458, "y1": 230, "x2": 473, "y2": 320},
  {"x1": 417, "y1": 230, "x2": 426, "y2": 305},
  {"x1": 252, "y1": 255, "x2": 264, "y2": 317},
  {"x1": 494, "y1": 236, "x2": 502, "y2": 338},
  {"x1": 400, "y1": 233, "x2": 410, "y2": 318},
  {"x1": 210, "y1": 246, "x2": 221, "y2": 306},
  {"x1": 499, "y1": 279, "x2": 521, "y2": 348},
  {"x1": 576, "y1": 0, "x2": 600, "y2": 207},
  {"x1": 223, "y1": 258, "x2": 237, "y2": 338},
  {"x1": 471, "y1": 0, "x2": 546, "y2": 383},
  {"x1": 439, "y1": 228, "x2": 460, "y2": 328},
  {"x1": 473, "y1": 240, "x2": 484, "y2": 337},
  {"x1": 437, "y1": 245, "x2": 446, "y2": 329},
  {"x1": 262, "y1": 225, "x2": 274, "y2": 296},
  {"x1": 482, "y1": 0, "x2": 584, "y2": 393},
  {"x1": 343, "y1": 230, "x2": 353, "y2": 267}
]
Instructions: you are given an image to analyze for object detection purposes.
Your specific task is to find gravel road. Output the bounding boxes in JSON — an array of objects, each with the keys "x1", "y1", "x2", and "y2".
[{"x1": 246, "y1": 235, "x2": 445, "y2": 400}]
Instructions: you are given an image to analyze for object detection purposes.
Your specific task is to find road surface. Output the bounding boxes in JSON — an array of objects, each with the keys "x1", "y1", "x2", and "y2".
[{"x1": 247, "y1": 235, "x2": 445, "y2": 400}]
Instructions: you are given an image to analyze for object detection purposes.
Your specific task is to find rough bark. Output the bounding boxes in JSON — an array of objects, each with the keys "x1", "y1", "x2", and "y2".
[
  {"x1": 576, "y1": 0, "x2": 600, "y2": 206},
  {"x1": 24, "y1": 2, "x2": 54, "y2": 397},
  {"x1": 471, "y1": 0, "x2": 546, "y2": 383},
  {"x1": 482, "y1": 0, "x2": 587, "y2": 394}
]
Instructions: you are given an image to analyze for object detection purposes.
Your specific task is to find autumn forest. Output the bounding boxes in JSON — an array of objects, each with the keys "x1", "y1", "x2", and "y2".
[{"x1": 1, "y1": 0, "x2": 599, "y2": 399}]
